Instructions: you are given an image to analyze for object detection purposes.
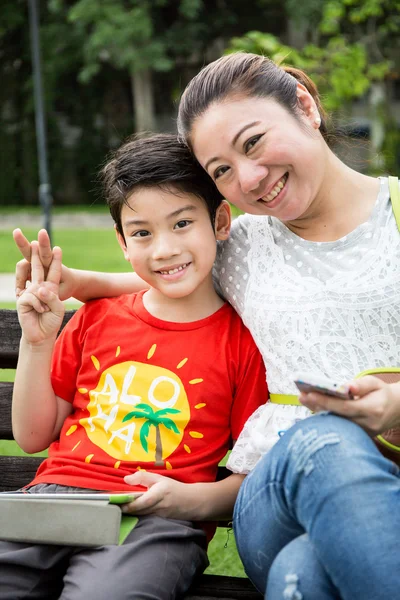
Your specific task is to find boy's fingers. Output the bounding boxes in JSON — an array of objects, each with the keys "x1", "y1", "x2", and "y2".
[
  {"x1": 15, "y1": 259, "x2": 31, "y2": 296},
  {"x1": 46, "y1": 247, "x2": 63, "y2": 285},
  {"x1": 37, "y1": 287, "x2": 65, "y2": 315},
  {"x1": 124, "y1": 471, "x2": 164, "y2": 490},
  {"x1": 30, "y1": 242, "x2": 44, "y2": 286},
  {"x1": 13, "y1": 228, "x2": 32, "y2": 261}
]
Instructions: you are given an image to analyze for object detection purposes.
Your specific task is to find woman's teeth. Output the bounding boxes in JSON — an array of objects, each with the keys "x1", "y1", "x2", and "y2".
[
  {"x1": 263, "y1": 174, "x2": 288, "y2": 203},
  {"x1": 159, "y1": 263, "x2": 189, "y2": 275}
]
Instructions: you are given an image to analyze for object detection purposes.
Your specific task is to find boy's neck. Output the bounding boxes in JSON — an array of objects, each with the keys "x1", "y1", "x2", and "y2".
[{"x1": 142, "y1": 276, "x2": 224, "y2": 323}]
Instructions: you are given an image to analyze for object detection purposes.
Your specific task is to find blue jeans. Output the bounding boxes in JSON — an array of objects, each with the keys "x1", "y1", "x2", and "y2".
[{"x1": 233, "y1": 413, "x2": 400, "y2": 600}]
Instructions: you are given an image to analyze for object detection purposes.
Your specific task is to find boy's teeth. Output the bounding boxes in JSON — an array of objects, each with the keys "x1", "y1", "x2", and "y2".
[
  {"x1": 160, "y1": 263, "x2": 188, "y2": 275},
  {"x1": 264, "y1": 174, "x2": 287, "y2": 202}
]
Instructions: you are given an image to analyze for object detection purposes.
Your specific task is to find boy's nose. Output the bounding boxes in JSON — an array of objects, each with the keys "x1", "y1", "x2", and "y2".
[
  {"x1": 152, "y1": 235, "x2": 181, "y2": 261},
  {"x1": 238, "y1": 163, "x2": 268, "y2": 195}
]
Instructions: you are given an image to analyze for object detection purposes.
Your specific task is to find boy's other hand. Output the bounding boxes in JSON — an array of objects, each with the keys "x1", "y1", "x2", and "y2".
[
  {"x1": 13, "y1": 228, "x2": 75, "y2": 301},
  {"x1": 122, "y1": 471, "x2": 191, "y2": 519},
  {"x1": 17, "y1": 241, "x2": 65, "y2": 344}
]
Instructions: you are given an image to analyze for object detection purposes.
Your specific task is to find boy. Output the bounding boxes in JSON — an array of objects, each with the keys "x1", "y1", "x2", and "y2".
[{"x1": 1, "y1": 134, "x2": 267, "y2": 599}]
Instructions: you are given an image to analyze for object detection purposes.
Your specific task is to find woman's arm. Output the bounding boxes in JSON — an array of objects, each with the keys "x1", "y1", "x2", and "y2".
[{"x1": 14, "y1": 228, "x2": 149, "y2": 302}]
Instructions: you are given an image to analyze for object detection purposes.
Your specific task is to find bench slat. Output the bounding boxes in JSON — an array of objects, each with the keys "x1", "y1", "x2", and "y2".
[
  {"x1": 0, "y1": 456, "x2": 44, "y2": 491},
  {"x1": 0, "y1": 310, "x2": 75, "y2": 369},
  {"x1": 187, "y1": 575, "x2": 262, "y2": 599},
  {"x1": 0, "y1": 383, "x2": 12, "y2": 439}
]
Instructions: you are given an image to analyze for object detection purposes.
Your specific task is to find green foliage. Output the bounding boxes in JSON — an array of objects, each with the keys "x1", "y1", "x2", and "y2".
[
  {"x1": 228, "y1": 0, "x2": 398, "y2": 111},
  {"x1": 228, "y1": 32, "x2": 385, "y2": 110}
]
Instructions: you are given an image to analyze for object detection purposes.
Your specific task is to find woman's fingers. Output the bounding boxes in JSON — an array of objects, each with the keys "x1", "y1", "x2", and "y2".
[
  {"x1": 37, "y1": 229, "x2": 53, "y2": 268},
  {"x1": 13, "y1": 228, "x2": 53, "y2": 266},
  {"x1": 13, "y1": 228, "x2": 32, "y2": 261},
  {"x1": 46, "y1": 247, "x2": 62, "y2": 287}
]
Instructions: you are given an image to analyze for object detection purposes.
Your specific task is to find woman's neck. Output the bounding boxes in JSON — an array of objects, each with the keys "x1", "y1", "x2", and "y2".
[{"x1": 286, "y1": 155, "x2": 381, "y2": 242}]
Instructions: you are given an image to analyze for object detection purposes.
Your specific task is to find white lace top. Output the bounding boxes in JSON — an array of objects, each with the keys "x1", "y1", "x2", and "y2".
[{"x1": 213, "y1": 177, "x2": 400, "y2": 473}]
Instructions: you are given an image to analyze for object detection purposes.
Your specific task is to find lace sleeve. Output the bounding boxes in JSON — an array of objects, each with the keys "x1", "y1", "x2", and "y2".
[{"x1": 213, "y1": 215, "x2": 252, "y2": 315}]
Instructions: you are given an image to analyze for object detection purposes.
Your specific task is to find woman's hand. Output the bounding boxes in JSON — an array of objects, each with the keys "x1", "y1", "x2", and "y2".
[
  {"x1": 299, "y1": 375, "x2": 400, "y2": 436},
  {"x1": 17, "y1": 241, "x2": 65, "y2": 345},
  {"x1": 13, "y1": 228, "x2": 76, "y2": 301}
]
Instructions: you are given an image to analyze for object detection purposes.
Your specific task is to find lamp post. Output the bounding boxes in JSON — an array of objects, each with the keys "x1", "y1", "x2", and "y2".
[{"x1": 28, "y1": 0, "x2": 53, "y2": 242}]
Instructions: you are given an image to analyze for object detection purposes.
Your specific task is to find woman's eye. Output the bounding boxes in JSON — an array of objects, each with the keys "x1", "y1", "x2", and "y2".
[
  {"x1": 174, "y1": 220, "x2": 191, "y2": 229},
  {"x1": 244, "y1": 135, "x2": 262, "y2": 153},
  {"x1": 214, "y1": 165, "x2": 229, "y2": 180},
  {"x1": 132, "y1": 230, "x2": 150, "y2": 238}
]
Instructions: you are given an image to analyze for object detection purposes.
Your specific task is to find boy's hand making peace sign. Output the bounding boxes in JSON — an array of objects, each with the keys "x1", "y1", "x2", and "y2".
[{"x1": 17, "y1": 241, "x2": 65, "y2": 344}]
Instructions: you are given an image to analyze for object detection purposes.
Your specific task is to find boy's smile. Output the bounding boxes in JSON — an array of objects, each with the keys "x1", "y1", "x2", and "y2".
[{"x1": 116, "y1": 186, "x2": 230, "y2": 321}]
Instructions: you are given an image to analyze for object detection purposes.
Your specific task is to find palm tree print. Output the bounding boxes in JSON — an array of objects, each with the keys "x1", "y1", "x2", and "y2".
[{"x1": 122, "y1": 403, "x2": 180, "y2": 465}]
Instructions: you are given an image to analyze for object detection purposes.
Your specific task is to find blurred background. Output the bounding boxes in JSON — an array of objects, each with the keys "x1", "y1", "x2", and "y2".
[{"x1": 1, "y1": 0, "x2": 399, "y2": 210}]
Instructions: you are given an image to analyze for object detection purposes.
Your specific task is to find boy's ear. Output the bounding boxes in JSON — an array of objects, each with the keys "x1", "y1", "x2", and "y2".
[
  {"x1": 215, "y1": 200, "x2": 231, "y2": 241},
  {"x1": 115, "y1": 225, "x2": 130, "y2": 261}
]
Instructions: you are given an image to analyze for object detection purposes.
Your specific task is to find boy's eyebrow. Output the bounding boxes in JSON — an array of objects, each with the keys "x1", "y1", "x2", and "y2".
[
  {"x1": 123, "y1": 204, "x2": 198, "y2": 227},
  {"x1": 204, "y1": 121, "x2": 261, "y2": 172}
]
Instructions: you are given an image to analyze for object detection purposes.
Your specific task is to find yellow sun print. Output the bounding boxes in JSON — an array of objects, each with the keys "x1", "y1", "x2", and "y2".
[{"x1": 80, "y1": 358, "x2": 192, "y2": 463}]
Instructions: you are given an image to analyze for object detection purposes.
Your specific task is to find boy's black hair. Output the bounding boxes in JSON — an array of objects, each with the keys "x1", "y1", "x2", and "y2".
[{"x1": 101, "y1": 133, "x2": 224, "y2": 237}]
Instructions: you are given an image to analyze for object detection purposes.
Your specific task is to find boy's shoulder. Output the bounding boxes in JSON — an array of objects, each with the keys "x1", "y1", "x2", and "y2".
[
  {"x1": 215, "y1": 302, "x2": 259, "y2": 354},
  {"x1": 67, "y1": 293, "x2": 136, "y2": 328}
]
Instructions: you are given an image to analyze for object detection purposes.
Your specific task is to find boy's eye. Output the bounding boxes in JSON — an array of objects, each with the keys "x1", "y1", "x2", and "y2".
[
  {"x1": 244, "y1": 134, "x2": 263, "y2": 153},
  {"x1": 214, "y1": 165, "x2": 230, "y2": 180},
  {"x1": 174, "y1": 220, "x2": 191, "y2": 229},
  {"x1": 132, "y1": 230, "x2": 150, "y2": 238}
]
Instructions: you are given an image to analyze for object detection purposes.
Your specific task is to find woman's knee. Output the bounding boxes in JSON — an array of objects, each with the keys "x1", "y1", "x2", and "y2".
[{"x1": 266, "y1": 535, "x2": 340, "y2": 600}]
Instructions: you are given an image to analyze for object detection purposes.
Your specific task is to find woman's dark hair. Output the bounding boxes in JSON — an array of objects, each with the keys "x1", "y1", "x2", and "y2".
[
  {"x1": 101, "y1": 133, "x2": 223, "y2": 237},
  {"x1": 178, "y1": 52, "x2": 330, "y2": 146}
]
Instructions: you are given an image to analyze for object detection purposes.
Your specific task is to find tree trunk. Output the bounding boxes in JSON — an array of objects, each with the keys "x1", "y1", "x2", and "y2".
[{"x1": 130, "y1": 68, "x2": 156, "y2": 133}]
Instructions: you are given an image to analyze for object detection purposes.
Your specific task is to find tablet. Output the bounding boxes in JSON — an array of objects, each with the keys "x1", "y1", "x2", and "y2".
[{"x1": 0, "y1": 492, "x2": 143, "y2": 504}]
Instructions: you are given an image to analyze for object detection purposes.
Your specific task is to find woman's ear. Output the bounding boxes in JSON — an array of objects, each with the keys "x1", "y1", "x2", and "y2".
[
  {"x1": 115, "y1": 225, "x2": 130, "y2": 261},
  {"x1": 296, "y1": 84, "x2": 320, "y2": 129},
  {"x1": 215, "y1": 200, "x2": 231, "y2": 241}
]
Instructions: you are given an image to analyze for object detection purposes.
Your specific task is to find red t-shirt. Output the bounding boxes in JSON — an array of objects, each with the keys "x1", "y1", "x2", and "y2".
[{"x1": 31, "y1": 291, "x2": 268, "y2": 493}]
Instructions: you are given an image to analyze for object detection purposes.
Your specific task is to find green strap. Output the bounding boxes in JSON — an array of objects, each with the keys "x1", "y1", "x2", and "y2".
[
  {"x1": 388, "y1": 176, "x2": 400, "y2": 232},
  {"x1": 269, "y1": 393, "x2": 300, "y2": 406}
]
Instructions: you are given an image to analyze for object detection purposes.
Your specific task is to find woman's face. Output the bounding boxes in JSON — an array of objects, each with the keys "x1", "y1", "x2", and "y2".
[{"x1": 191, "y1": 94, "x2": 326, "y2": 223}]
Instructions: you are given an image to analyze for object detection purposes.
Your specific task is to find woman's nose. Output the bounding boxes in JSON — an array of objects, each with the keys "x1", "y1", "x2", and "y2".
[{"x1": 238, "y1": 163, "x2": 268, "y2": 195}]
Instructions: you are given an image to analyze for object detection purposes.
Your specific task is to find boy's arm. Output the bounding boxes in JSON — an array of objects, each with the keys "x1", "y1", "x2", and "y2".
[
  {"x1": 12, "y1": 243, "x2": 72, "y2": 453},
  {"x1": 14, "y1": 228, "x2": 148, "y2": 302},
  {"x1": 123, "y1": 471, "x2": 245, "y2": 521}
]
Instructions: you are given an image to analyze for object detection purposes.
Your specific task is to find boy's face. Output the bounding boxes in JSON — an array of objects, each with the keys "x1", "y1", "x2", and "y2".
[{"x1": 116, "y1": 186, "x2": 230, "y2": 300}]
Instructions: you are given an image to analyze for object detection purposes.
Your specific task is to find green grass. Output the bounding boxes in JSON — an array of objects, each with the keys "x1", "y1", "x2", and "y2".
[
  {"x1": 0, "y1": 228, "x2": 127, "y2": 273},
  {"x1": 0, "y1": 205, "x2": 109, "y2": 215}
]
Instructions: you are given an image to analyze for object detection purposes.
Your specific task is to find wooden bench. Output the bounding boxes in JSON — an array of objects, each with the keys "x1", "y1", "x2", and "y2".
[{"x1": 0, "y1": 309, "x2": 262, "y2": 600}]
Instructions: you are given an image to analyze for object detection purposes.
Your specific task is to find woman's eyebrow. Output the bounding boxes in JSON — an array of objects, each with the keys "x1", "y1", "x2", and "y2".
[
  {"x1": 204, "y1": 121, "x2": 261, "y2": 172},
  {"x1": 231, "y1": 121, "x2": 261, "y2": 146}
]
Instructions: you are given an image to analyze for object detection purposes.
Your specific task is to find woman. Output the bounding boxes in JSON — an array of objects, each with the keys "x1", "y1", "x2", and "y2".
[{"x1": 15, "y1": 53, "x2": 400, "y2": 599}]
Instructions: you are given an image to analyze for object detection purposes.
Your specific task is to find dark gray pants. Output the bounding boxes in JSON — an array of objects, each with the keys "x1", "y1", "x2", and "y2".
[{"x1": 0, "y1": 486, "x2": 208, "y2": 600}]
